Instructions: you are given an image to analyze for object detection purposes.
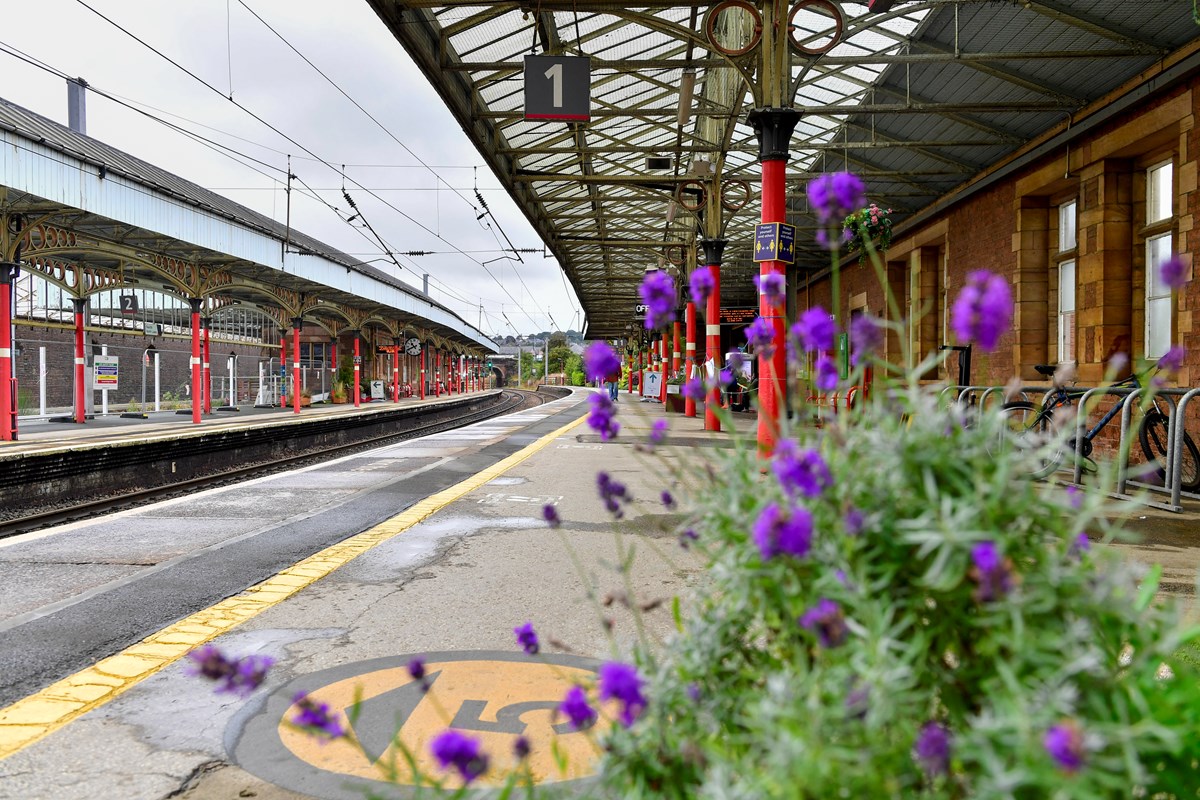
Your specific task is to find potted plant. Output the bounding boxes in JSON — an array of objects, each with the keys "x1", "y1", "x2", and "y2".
[
  {"x1": 842, "y1": 202, "x2": 893, "y2": 258},
  {"x1": 665, "y1": 372, "x2": 686, "y2": 413},
  {"x1": 330, "y1": 378, "x2": 348, "y2": 404}
]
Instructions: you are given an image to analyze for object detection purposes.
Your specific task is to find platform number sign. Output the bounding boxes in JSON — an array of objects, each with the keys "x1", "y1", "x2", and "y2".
[
  {"x1": 524, "y1": 55, "x2": 590, "y2": 122},
  {"x1": 119, "y1": 293, "x2": 139, "y2": 315}
]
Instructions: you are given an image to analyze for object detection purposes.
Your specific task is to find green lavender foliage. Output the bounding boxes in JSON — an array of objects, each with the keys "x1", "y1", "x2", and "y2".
[{"x1": 598, "y1": 387, "x2": 1200, "y2": 798}]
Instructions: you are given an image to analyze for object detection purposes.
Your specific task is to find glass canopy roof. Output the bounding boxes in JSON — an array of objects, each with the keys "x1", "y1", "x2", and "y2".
[{"x1": 370, "y1": 1, "x2": 1197, "y2": 338}]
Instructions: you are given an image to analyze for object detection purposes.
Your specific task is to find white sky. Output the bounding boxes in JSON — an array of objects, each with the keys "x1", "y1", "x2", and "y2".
[{"x1": 1, "y1": 0, "x2": 583, "y2": 339}]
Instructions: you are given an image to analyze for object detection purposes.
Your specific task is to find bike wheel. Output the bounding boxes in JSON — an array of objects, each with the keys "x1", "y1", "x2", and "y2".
[
  {"x1": 997, "y1": 401, "x2": 1062, "y2": 479},
  {"x1": 1138, "y1": 411, "x2": 1200, "y2": 493}
]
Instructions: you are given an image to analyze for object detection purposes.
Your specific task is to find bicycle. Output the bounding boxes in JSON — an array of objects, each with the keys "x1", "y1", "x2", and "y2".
[{"x1": 997, "y1": 364, "x2": 1200, "y2": 492}]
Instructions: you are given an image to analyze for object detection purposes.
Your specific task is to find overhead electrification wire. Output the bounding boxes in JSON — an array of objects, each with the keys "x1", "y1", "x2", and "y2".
[{"x1": 71, "y1": 0, "x2": 545, "y2": 330}]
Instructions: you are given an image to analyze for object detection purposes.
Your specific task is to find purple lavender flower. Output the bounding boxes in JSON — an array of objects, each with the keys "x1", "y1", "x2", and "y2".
[
  {"x1": 772, "y1": 440, "x2": 833, "y2": 498},
  {"x1": 719, "y1": 368, "x2": 735, "y2": 388},
  {"x1": 597, "y1": 471, "x2": 631, "y2": 518},
  {"x1": 587, "y1": 393, "x2": 620, "y2": 441},
  {"x1": 649, "y1": 419, "x2": 668, "y2": 447},
  {"x1": 727, "y1": 351, "x2": 747, "y2": 374},
  {"x1": 844, "y1": 507, "x2": 866, "y2": 536},
  {"x1": 815, "y1": 355, "x2": 839, "y2": 391},
  {"x1": 660, "y1": 490, "x2": 676, "y2": 509},
  {"x1": 187, "y1": 646, "x2": 274, "y2": 697},
  {"x1": 514, "y1": 621, "x2": 539, "y2": 655},
  {"x1": 686, "y1": 683, "x2": 701, "y2": 702},
  {"x1": 559, "y1": 685, "x2": 597, "y2": 730},
  {"x1": 678, "y1": 528, "x2": 698, "y2": 549},
  {"x1": 951, "y1": 270, "x2": 1013, "y2": 352},
  {"x1": 1044, "y1": 721, "x2": 1085, "y2": 772},
  {"x1": 752, "y1": 502, "x2": 813, "y2": 561},
  {"x1": 543, "y1": 504, "x2": 562, "y2": 529},
  {"x1": 913, "y1": 722, "x2": 952, "y2": 778},
  {"x1": 1158, "y1": 344, "x2": 1186, "y2": 373},
  {"x1": 583, "y1": 341, "x2": 620, "y2": 383},
  {"x1": 1065, "y1": 484, "x2": 1082, "y2": 510},
  {"x1": 431, "y1": 729, "x2": 490, "y2": 784},
  {"x1": 599, "y1": 662, "x2": 647, "y2": 726},
  {"x1": 513, "y1": 736, "x2": 531, "y2": 761},
  {"x1": 1160, "y1": 254, "x2": 1187, "y2": 291},
  {"x1": 807, "y1": 172, "x2": 866, "y2": 224},
  {"x1": 1070, "y1": 532, "x2": 1091, "y2": 557},
  {"x1": 745, "y1": 316, "x2": 776, "y2": 358},
  {"x1": 682, "y1": 377, "x2": 706, "y2": 401},
  {"x1": 850, "y1": 313, "x2": 883, "y2": 365},
  {"x1": 800, "y1": 598, "x2": 848, "y2": 648},
  {"x1": 754, "y1": 272, "x2": 786, "y2": 306},
  {"x1": 792, "y1": 307, "x2": 836, "y2": 352},
  {"x1": 689, "y1": 266, "x2": 715, "y2": 306},
  {"x1": 290, "y1": 692, "x2": 345, "y2": 740},
  {"x1": 639, "y1": 270, "x2": 677, "y2": 330},
  {"x1": 407, "y1": 657, "x2": 431, "y2": 692},
  {"x1": 970, "y1": 541, "x2": 1015, "y2": 602}
]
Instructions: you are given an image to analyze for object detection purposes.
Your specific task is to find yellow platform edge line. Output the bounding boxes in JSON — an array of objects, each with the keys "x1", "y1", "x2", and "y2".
[{"x1": 0, "y1": 411, "x2": 587, "y2": 761}]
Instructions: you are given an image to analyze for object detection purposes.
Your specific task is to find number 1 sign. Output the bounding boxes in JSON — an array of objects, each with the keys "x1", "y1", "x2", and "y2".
[{"x1": 524, "y1": 55, "x2": 590, "y2": 121}]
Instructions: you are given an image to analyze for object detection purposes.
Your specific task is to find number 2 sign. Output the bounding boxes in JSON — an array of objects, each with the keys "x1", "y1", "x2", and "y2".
[{"x1": 524, "y1": 55, "x2": 590, "y2": 121}]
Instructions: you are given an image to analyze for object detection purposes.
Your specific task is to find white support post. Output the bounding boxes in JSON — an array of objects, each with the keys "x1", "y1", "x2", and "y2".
[
  {"x1": 153, "y1": 352, "x2": 161, "y2": 412},
  {"x1": 101, "y1": 344, "x2": 108, "y2": 416},
  {"x1": 38, "y1": 346, "x2": 46, "y2": 416}
]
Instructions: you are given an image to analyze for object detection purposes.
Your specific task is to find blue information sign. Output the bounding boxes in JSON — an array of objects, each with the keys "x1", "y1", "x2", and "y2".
[{"x1": 753, "y1": 223, "x2": 797, "y2": 265}]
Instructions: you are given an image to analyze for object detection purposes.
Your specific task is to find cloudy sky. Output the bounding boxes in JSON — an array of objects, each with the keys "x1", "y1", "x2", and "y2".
[{"x1": 1, "y1": 0, "x2": 582, "y2": 339}]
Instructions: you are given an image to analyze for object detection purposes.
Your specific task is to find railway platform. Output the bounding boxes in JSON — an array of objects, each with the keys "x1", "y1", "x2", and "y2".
[
  {"x1": 1, "y1": 389, "x2": 503, "y2": 458},
  {"x1": 0, "y1": 387, "x2": 1194, "y2": 799},
  {"x1": 0, "y1": 387, "x2": 753, "y2": 799}
]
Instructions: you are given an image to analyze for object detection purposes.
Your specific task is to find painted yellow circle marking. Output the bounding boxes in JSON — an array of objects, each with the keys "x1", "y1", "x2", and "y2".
[{"x1": 236, "y1": 651, "x2": 612, "y2": 796}]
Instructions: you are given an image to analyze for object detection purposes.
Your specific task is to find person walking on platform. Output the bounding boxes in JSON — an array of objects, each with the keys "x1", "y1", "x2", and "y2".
[{"x1": 606, "y1": 368, "x2": 620, "y2": 402}]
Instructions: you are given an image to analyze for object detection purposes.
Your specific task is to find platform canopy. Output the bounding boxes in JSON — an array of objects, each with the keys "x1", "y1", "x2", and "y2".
[{"x1": 369, "y1": 0, "x2": 1200, "y2": 339}]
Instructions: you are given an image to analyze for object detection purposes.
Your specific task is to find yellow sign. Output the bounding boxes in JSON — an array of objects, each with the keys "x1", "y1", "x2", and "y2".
[{"x1": 235, "y1": 651, "x2": 612, "y2": 797}]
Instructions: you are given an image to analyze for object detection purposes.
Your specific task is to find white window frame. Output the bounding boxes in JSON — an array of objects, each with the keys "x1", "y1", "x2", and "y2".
[
  {"x1": 1145, "y1": 161, "x2": 1174, "y2": 359},
  {"x1": 1057, "y1": 201, "x2": 1077, "y2": 364}
]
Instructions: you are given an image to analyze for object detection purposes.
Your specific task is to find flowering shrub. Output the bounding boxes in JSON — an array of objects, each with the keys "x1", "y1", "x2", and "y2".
[
  {"x1": 598, "y1": 388, "x2": 1200, "y2": 797},
  {"x1": 842, "y1": 202, "x2": 893, "y2": 254}
]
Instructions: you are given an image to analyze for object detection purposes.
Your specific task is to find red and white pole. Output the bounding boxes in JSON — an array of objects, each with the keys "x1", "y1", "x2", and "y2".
[
  {"x1": 659, "y1": 332, "x2": 667, "y2": 404},
  {"x1": 436, "y1": 351, "x2": 442, "y2": 396},
  {"x1": 188, "y1": 299, "x2": 202, "y2": 424},
  {"x1": 701, "y1": 239, "x2": 726, "y2": 432},
  {"x1": 291, "y1": 317, "x2": 302, "y2": 414},
  {"x1": 353, "y1": 335, "x2": 361, "y2": 408},
  {"x1": 0, "y1": 263, "x2": 15, "y2": 440},
  {"x1": 419, "y1": 346, "x2": 426, "y2": 400},
  {"x1": 749, "y1": 108, "x2": 801, "y2": 453},
  {"x1": 684, "y1": 299, "x2": 697, "y2": 417}
]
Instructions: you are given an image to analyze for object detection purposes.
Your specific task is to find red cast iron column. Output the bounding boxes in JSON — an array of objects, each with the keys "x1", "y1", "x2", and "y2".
[
  {"x1": 700, "y1": 238, "x2": 726, "y2": 432},
  {"x1": 684, "y1": 298, "x2": 697, "y2": 417},
  {"x1": 353, "y1": 334, "x2": 361, "y2": 408},
  {"x1": 749, "y1": 107, "x2": 801, "y2": 453},
  {"x1": 0, "y1": 263, "x2": 15, "y2": 440},
  {"x1": 291, "y1": 317, "x2": 302, "y2": 414},
  {"x1": 188, "y1": 298, "x2": 202, "y2": 424}
]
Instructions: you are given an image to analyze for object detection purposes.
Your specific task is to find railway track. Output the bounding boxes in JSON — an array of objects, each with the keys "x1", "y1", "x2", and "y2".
[{"x1": 0, "y1": 389, "x2": 541, "y2": 540}]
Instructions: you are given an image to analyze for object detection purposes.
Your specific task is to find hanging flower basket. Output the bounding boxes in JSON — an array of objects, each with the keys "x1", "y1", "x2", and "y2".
[{"x1": 842, "y1": 203, "x2": 893, "y2": 256}]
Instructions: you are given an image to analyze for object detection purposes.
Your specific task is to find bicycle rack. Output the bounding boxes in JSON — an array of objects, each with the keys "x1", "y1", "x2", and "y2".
[
  {"x1": 1066, "y1": 385, "x2": 1137, "y2": 487},
  {"x1": 1171, "y1": 388, "x2": 1200, "y2": 508}
]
